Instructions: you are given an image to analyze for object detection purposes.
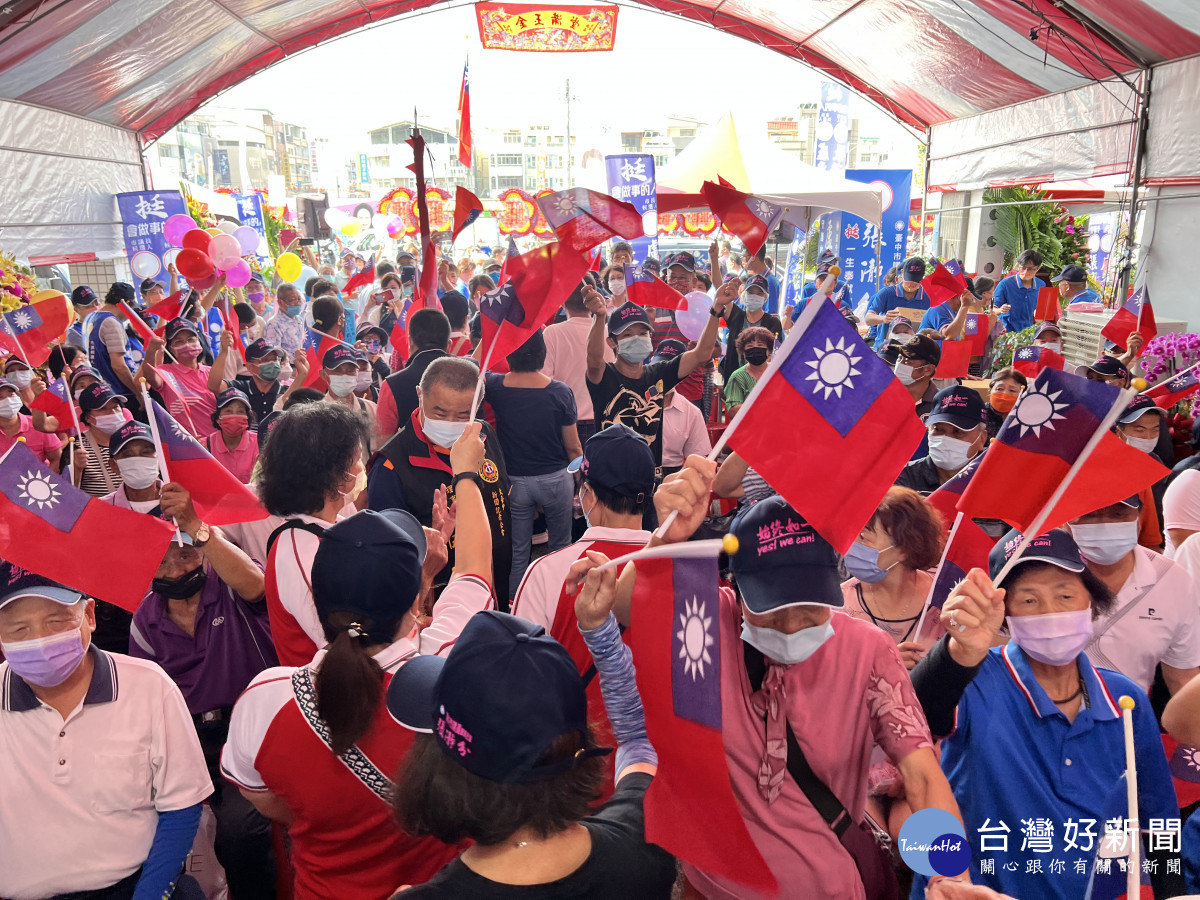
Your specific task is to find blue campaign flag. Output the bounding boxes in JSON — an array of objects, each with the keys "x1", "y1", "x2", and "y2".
[
  {"x1": 233, "y1": 192, "x2": 268, "y2": 259},
  {"x1": 116, "y1": 191, "x2": 188, "y2": 301},
  {"x1": 604, "y1": 153, "x2": 658, "y2": 265},
  {"x1": 837, "y1": 169, "x2": 913, "y2": 313}
]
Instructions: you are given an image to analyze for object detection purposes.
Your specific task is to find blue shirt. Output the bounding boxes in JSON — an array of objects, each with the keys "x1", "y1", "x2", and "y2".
[
  {"x1": 793, "y1": 280, "x2": 851, "y2": 320},
  {"x1": 1067, "y1": 288, "x2": 1101, "y2": 306},
  {"x1": 867, "y1": 285, "x2": 932, "y2": 348},
  {"x1": 917, "y1": 642, "x2": 1176, "y2": 900},
  {"x1": 763, "y1": 273, "x2": 782, "y2": 316},
  {"x1": 918, "y1": 302, "x2": 956, "y2": 334},
  {"x1": 993, "y1": 274, "x2": 1045, "y2": 332}
]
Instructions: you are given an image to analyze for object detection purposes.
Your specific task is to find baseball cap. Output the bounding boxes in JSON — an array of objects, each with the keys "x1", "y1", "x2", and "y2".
[
  {"x1": 311, "y1": 509, "x2": 427, "y2": 643},
  {"x1": 729, "y1": 496, "x2": 843, "y2": 613},
  {"x1": 68, "y1": 365, "x2": 99, "y2": 388},
  {"x1": 71, "y1": 285, "x2": 97, "y2": 307},
  {"x1": 386, "y1": 610, "x2": 612, "y2": 783},
  {"x1": 215, "y1": 387, "x2": 251, "y2": 411},
  {"x1": 926, "y1": 386, "x2": 987, "y2": 431},
  {"x1": 899, "y1": 334, "x2": 942, "y2": 368},
  {"x1": 77, "y1": 382, "x2": 127, "y2": 414},
  {"x1": 109, "y1": 420, "x2": 154, "y2": 455},
  {"x1": 1052, "y1": 264, "x2": 1088, "y2": 284},
  {"x1": 1079, "y1": 355, "x2": 1130, "y2": 381},
  {"x1": 244, "y1": 338, "x2": 283, "y2": 362},
  {"x1": 902, "y1": 257, "x2": 927, "y2": 282},
  {"x1": 164, "y1": 317, "x2": 201, "y2": 344},
  {"x1": 139, "y1": 278, "x2": 166, "y2": 295},
  {"x1": 989, "y1": 528, "x2": 1086, "y2": 584},
  {"x1": 107, "y1": 282, "x2": 136, "y2": 304},
  {"x1": 744, "y1": 274, "x2": 769, "y2": 295},
  {"x1": 890, "y1": 316, "x2": 915, "y2": 336},
  {"x1": 651, "y1": 339, "x2": 686, "y2": 365},
  {"x1": 1034, "y1": 322, "x2": 1062, "y2": 340},
  {"x1": 0, "y1": 562, "x2": 84, "y2": 611},
  {"x1": 482, "y1": 258, "x2": 502, "y2": 273},
  {"x1": 607, "y1": 301, "x2": 652, "y2": 336},
  {"x1": 322, "y1": 344, "x2": 357, "y2": 370},
  {"x1": 642, "y1": 256, "x2": 661, "y2": 276},
  {"x1": 397, "y1": 248, "x2": 417, "y2": 263},
  {"x1": 573, "y1": 424, "x2": 655, "y2": 500},
  {"x1": 3, "y1": 356, "x2": 30, "y2": 372},
  {"x1": 1119, "y1": 394, "x2": 1164, "y2": 424},
  {"x1": 357, "y1": 324, "x2": 389, "y2": 344},
  {"x1": 667, "y1": 251, "x2": 697, "y2": 274}
]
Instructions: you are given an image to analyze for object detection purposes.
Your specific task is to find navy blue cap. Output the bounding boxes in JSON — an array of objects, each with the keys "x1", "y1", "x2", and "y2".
[
  {"x1": 744, "y1": 274, "x2": 770, "y2": 295},
  {"x1": 311, "y1": 509, "x2": 427, "y2": 643},
  {"x1": 71, "y1": 285, "x2": 97, "y2": 307},
  {"x1": 1034, "y1": 322, "x2": 1062, "y2": 340},
  {"x1": 78, "y1": 382, "x2": 126, "y2": 413},
  {"x1": 989, "y1": 528, "x2": 1086, "y2": 584},
  {"x1": 109, "y1": 420, "x2": 154, "y2": 456},
  {"x1": 164, "y1": 317, "x2": 201, "y2": 344},
  {"x1": 0, "y1": 562, "x2": 83, "y2": 611},
  {"x1": 576, "y1": 424, "x2": 655, "y2": 499},
  {"x1": 107, "y1": 282, "x2": 136, "y2": 303},
  {"x1": 244, "y1": 338, "x2": 283, "y2": 362},
  {"x1": 651, "y1": 338, "x2": 686, "y2": 365},
  {"x1": 215, "y1": 387, "x2": 251, "y2": 411},
  {"x1": 607, "y1": 301, "x2": 651, "y2": 336},
  {"x1": 386, "y1": 610, "x2": 612, "y2": 783},
  {"x1": 1119, "y1": 394, "x2": 1164, "y2": 424},
  {"x1": 816, "y1": 250, "x2": 839, "y2": 275},
  {"x1": 890, "y1": 316, "x2": 914, "y2": 334},
  {"x1": 666, "y1": 251, "x2": 697, "y2": 274},
  {"x1": 926, "y1": 386, "x2": 988, "y2": 431},
  {"x1": 730, "y1": 496, "x2": 843, "y2": 613},
  {"x1": 1080, "y1": 355, "x2": 1130, "y2": 381},
  {"x1": 902, "y1": 257, "x2": 927, "y2": 282},
  {"x1": 642, "y1": 256, "x2": 660, "y2": 275},
  {"x1": 1052, "y1": 264, "x2": 1088, "y2": 284},
  {"x1": 322, "y1": 344, "x2": 357, "y2": 370},
  {"x1": 139, "y1": 278, "x2": 166, "y2": 295},
  {"x1": 67, "y1": 365, "x2": 99, "y2": 388}
]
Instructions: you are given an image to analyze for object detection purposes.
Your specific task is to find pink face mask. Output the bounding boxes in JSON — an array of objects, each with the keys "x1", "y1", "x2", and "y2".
[
  {"x1": 172, "y1": 340, "x2": 203, "y2": 362},
  {"x1": 219, "y1": 414, "x2": 249, "y2": 437}
]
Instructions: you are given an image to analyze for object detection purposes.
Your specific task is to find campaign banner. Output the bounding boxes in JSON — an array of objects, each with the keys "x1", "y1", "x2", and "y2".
[
  {"x1": 232, "y1": 191, "x2": 269, "y2": 259},
  {"x1": 838, "y1": 169, "x2": 913, "y2": 310},
  {"x1": 358, "y1": 153, "x2": 370, "y2": 185},
  {"x1": 780, "y1": 230, "x2": 808, "y2": 313},
  {"x1": 476, "y1": 3, "x2": 618, "y2": 51},
  {"x1": 814, "y1": 82, "x2": 850, "y2": 174},
  {"x1": 605, "y1": 154, "x2": 658, "y2": 265},
  {"x1": 1088, "y1": 212, "x2": 1115, "y2": 285},
  {"x1": 116, "y1": 190, "x2": 188, "y2": 300}
]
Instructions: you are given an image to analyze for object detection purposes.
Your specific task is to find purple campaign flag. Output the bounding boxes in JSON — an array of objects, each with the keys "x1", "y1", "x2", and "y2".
[{"x1": 671, "y1": 556, "x2": 721, "y2": 730}]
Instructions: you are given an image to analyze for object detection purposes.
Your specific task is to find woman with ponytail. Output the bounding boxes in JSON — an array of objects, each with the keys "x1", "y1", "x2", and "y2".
[{"x1": 222, "y1": 423, "x2": 497, "y2": 899}]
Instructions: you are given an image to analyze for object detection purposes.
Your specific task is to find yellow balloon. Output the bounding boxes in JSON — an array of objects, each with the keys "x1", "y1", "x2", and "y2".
[
  {"x1": 276, "y1": 252, "x2": 302, "y2": 283},
  {"x1": 1131, "y1": 377, "x2": 1148, "y2": 391},
  {"x1": 340, "y1": 221, "x2": 362, "y2": 236},
  {"x1": 205, "y1": 227, "x2": 224, "y2": 237}
]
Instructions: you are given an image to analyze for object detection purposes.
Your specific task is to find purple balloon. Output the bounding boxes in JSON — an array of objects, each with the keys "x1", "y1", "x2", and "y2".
[
  {"x1": 225, "y1": 259, "x2": 252, "y2": 288},
  {"x1": 233, "y1": 226, "x2": 260, "y2": 256}
]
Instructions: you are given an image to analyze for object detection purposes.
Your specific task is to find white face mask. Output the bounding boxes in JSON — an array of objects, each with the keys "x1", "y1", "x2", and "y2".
[
  {"x1": 342, "y1": 465, "x2": 367, "y2": 504},
  {"x1": 608, "y1": 277, "x2": 626, "y2": 295},
  {"x1": 1069, "y1": 521, "x2": 1139, "y2": 565},
  {"x1": 617, "y1": 334, "x2": 653, "y2": 364},
  {"x1": 116, "y1": 456, "x2": 160, "y2": 490},
  {"x1": 327, "y1": 374, "x2": 357, "y2": 398},
  {"x1": 1039, "y1": 341, "x2": 1063, "y2": 355},
  {"x1": 5, "y1": 370, "x2": 32, "y2": 390},
  {"x1": 422, "y1": 413, "x2": 469, "y2": 448},
  {"x1": 0, "y1": 395, "x2": 21, "y2": 418},
  {"x1": 894, "y1": 360, "x2": 922, "y2": 385},
  {"x1": 743, "y1": 292, "x2": 766, "y2": 312},
  {"x1": 927, "y1": 433, "x2": 976, "y2": 472},
  {"x1": 741, "y1": 618, "x2": 834, "y2": 665},
  {"x1": 1006, "y1": 609, "x2": 1094, "y2": 667},
  {"x1": 1123, "y1": 434, "x2": 1158, "y2": 454},
  {"x1": 92, "y1": 411, "x2": 127, "y2": 434},
  {"x1": 892, "y1": 332, "x2": 915, "y2": 346}
]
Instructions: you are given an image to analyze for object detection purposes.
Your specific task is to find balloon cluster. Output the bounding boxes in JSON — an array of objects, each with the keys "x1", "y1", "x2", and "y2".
[
  {"x1": 1139, "y1": 332, "x2": 1200, "y2": 384},
  {"x1": 164, "y1": 214, "x2": 262, "y2": 288}
]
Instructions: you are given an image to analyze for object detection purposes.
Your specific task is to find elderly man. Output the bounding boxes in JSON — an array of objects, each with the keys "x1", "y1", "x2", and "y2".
[
  {"x1": 0, "y1": 563, "x2": 212, "y2": 900},
  {"x1": 263, "y1": 283, "x2": 307, "y2": 356},
  {"x1": 896, "y1": 385, "x2": 988, "y2": 492}
]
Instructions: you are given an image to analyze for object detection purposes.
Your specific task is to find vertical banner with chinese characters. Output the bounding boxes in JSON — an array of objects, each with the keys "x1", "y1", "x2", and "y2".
[
  {"x1": 358, "y1": 153, "x2": 370, "y2": 185},
  {"x1": 116, "y1": 190, "x2": 188, "y2": 300},
  {"x1": 1088, "y1": 213, "x2": 1115, "y2": 287},
  {"x1": 604, "y1": 154, "x2": 657, "y2": 265},
  {"x1": 233, "y1": 191, "x2": 269, "y2": 259},
  {"x1": 780, "y1": 230, "x2": 808, "y2": 315},
  {"x1": 813, "y1": 81, "x2": 850, "y2": 280},
  {"x1": 838, "y1": 169, "x2": 912, "y2": 311}
]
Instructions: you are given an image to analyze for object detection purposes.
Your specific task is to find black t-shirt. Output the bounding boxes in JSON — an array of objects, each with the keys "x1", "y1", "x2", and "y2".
[
  {"x1": 397, "y1": 773, "x2": 675, "y2": 899},
  {"x1": 484, "y1": 373, "x2": 578, "y2": 476},
  {"x1": 586, "y1": 358, "x2": 684, "y2": 471},
  {"x1": 230, "y1": 374, "x2": 282, "y2": 423}
]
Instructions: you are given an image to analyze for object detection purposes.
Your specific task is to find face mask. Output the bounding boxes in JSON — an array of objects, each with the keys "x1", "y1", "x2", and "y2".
[
  {"x1": 219, "y1": 414, "x2": 249, "y2": 437},
  {"x1": 892, "y1": 332, "x2": 915, "y2": 346},
  {"x1": 92, "y1": 411, "x2": 127, "y2": 434},
  {"x1": 928, "y1": 433, "x2": 976, "y2": 471},
  {"x1": 366, "y1": 340, "x2": 382, "y2": 355},
  {"x1": 355, "y1": 370, "x2": 373, "y2": 392},
  {"x1": 990, "y1": 391, "x2": 1018, "y2": 414},
  {"x1": 741, "y1": 618, "x2": 834, "y2": 665},
  {"x1": 152, "y1": 566, "x2": 208, "y2": 600},
  {"x1": 327, "y1": 374, "x2": 357, "y2": 397},
  {"x1": 256, "y1": 361, "x2": 281, "y2": 381},
  {"x1": 1069, "y1": 521, "x2": 1139, "y2": 565},
  {"x1": 617, "y1": 334, "x2": 653, "y2": 364},
  {"x1": 0, "y1": 395, "x2": 21, "y2": 418},
  {"x1": 172, "y1": 340, "x2": 203, "y2": 361},
  {"x1": 286, "y1": 304, "x2": 303, "y2": 318},
  {"x1": 1, "y1": 627, "x2": 87, "y2": 687},
  {"x1": 342, "y1": 466, "x2": 368, "y2": 504},
  {"x1": 894, "y1": 360, "x2": 922, "y2": 385},
  {"x1": 73, "y1": 387, "x2": 87, "y2": 401},
  {"x1": 744, "y1": 347, "x2": 770, "y2": 367},
  {"x1": 1040, "y1": 341, "x2": 1063, "y2": 355},
  {"x1": 1123, "y1": 434, "x2": 1158, "y2": 454},
  {"x1": 608, "y1": 278, "x2": 626, "y2": 295},
  {"x1": 6, "y1": 370, "x2": 31, "y2": 390},
  {"x1": 1006, "y1": 609, "x2": 1094, "y2": 667},
  {"x1": 247, "y1": 292, "x2": 265, "y2": 305},
  {"x1": 423, "y1": 414, "x2": 469, "y2": 448},
  {"x1": 843, "y1": 542, "x2": 896, "y2": 584},
  {"x1": 116, "y1": 456, "x2": 160, "y2": 490},
  {"x1": 743, "y1": 292, "x2": 766, "y2": 312}
]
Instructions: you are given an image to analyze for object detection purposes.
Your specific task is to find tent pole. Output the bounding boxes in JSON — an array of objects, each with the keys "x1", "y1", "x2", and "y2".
[
  {"x1": 1114, "y1": 67, "x2": 1152, "y2": 305},
  {"x1": 919, "y1": 127, "x2": 932, "y2": 258}
]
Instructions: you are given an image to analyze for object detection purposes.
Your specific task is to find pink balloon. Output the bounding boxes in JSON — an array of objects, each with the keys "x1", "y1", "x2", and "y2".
[
  {"x1": 233, "y1": 226, "x2": 259, "y2": 256},
  {"x1": 225, "y1": 259, "x2": 252, "y2": 288},
  {"x1": 210, "y1": 233, "x2": 242, "y2": 267},
  {"x1": 191, "y1": 270, "x2": 218, "y2": 290},
  {"x1": 164, "y1": 214, "x2": 196, "y2": 247}
]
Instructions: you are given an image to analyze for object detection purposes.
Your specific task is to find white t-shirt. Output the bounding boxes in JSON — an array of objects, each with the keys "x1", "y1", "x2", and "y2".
[{"x1": 1163, "y1": 468, "x2": 1200, "y2": 557}]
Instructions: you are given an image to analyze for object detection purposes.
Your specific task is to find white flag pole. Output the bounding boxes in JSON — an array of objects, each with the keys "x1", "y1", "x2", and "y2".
[{"x1": 1119, "y1": 695, "x2": 1141, "y2": 899}]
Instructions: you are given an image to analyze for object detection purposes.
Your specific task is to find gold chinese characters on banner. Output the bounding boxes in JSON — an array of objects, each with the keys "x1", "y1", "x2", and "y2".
[{"x1": 475, "y1": 3, "x2": 618, "y2": 52}]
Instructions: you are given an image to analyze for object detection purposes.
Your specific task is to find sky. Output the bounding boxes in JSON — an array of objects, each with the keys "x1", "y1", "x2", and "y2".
[{"x1": 208, "y1": 1, "x2": 921, "y2": 173}]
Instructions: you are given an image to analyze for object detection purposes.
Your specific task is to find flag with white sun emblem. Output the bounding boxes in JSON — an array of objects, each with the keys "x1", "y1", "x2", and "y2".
[
  {"x1": 725, "y1": 295, "x2": 926, "y2": 553},
  {"x1": 957, "y1": 368, "x2": 1168, "y2": 533},
  {"x1": 629, "y1": 556, "x2": 777, "y2": 895},
  {"x1": 536, "y1": 187, "x2": 644, "y2": 255},
  {"x1": 0, "y1": 441, "x2": 175, "y2": 610}
]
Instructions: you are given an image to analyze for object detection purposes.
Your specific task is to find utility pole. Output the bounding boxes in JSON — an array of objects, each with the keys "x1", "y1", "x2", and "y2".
[{"x1": 565, "y1": 78, "x2": 571, "y2": 187}]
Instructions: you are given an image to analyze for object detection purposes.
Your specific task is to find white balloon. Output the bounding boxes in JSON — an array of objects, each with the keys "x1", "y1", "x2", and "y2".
[
  {"x1": 676, "y1": 291, "x2": 712, "y2": 341},
  {"x1": 217, "y1": 220, "x2": 238, "y2": 234}
]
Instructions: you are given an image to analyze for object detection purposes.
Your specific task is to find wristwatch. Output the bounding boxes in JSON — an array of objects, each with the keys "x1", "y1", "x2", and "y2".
[
  {"x1": 451, "y1": 471, "x2": 484, "y2": 492},
  {"x1": 191, "y1": 523, "x2": 211, "y2": 547},
  {"x1": 709, "y1": 306, "x2": 723, "y2": 317}
]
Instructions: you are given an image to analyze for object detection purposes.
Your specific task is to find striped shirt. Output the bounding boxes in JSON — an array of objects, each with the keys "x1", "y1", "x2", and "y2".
[{"x1": 76, "y1": 431, "x2": 120, "y2": 497}]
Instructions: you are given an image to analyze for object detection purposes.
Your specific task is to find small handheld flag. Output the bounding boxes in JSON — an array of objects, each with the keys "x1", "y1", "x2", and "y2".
[
  {"x1": 537, "y1": 188, "x2": 644, "y2": 255},
  {"x1": 1034, "y1": 286, "x2": 1062, "y2": 323},
  {"x1": 700, "y1": 180, "x2": 785, "y2": 257},
  {"x1": 934, "y1": 339, "x2": 972, "y2": 378},
  {"x1": 921, "y1": 259, "x2": 969, "y2": 307},
  {"x1": 1012, "y1": 344, "x2": 1065, "y2": 378},
  {"x1": 457, "y1": 57, "x2": 471, "y2": 168},
  {"x1": 1101, "y1": 286, "x2": 1156, "y2": 354},
  {"x1": 624, "y1": 263, "x2": 686, "y2": 311},
  {"x1": 452, "y1": 186, "x2": 484, "y2": 241},
  {"x1": 1145, "y1": 363, "x2": 1200, "y2": 408}
]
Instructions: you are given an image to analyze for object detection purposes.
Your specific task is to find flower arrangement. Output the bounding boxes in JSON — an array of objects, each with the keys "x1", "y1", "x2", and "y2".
[
  {"x1": 989, "y1": 323, "x2": 1036, "y2": 373},
  {"x1": 0, "y1": 252, "x2": 36, "y2": 313},
  {"x1": 1138, "y1": 332, "x2": 1200, "y2": 385}
]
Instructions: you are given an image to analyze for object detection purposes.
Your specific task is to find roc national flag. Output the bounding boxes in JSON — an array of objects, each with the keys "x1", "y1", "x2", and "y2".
[
  {"x1": 30, "y1": 376, "x2": 75, "y2": 433},
  {"x1": 1102, "y1": 286, "x2": 1156, "y2": 354},
  {"x1": 452, "y1": 186, "x2": 484, "y2": 241},
  {"x1": 537, "y1": 188, "x2": 645, "y2": 255},
  {"x1": 922, "y1": 259, "x2": 968, "y2": 306},
  {"x1": 2, "y1": 293, "x2": 71, "y2": 365},
  {"x1": 629, "y1": 556, "x2": 777, "y2": 895},
  {"x1": 624, "y1": 262, "x2": 686, "y2": 310},
  {"x1": 700, "y1": 180, "x2": 785, "y2": 257},
  {"x1": 725, "y1": 296, "x2": 925, "y2": 553},
  {"x1": 1012, "y1": 344, "x2": 1065, "y2": 378},
  {"x1": 0, "y1": 442, "x2": 175, "y2": 611},
  {"x1": 1146, "y1": 368, "x2": 1200, "y2": 409},
  {"x1": 302, "y1": 327, "x2": 339, "y2": 391},
  {"x1": 457, "y1": 57, "x2": 471, "y2": 168},
  {"x1": 963, "y1": 312, "x2": 988, "y2": 356}
]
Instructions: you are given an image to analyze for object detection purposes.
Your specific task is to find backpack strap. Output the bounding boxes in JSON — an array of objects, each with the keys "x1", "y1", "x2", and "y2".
[{"x1": 266, "y1": 519, "x2": 328, "y2": 556}]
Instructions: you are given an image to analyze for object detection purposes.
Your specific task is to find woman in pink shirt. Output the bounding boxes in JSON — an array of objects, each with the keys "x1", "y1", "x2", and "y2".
[
  {"x1": 138, "y1": 317, "x2": 218, "y2": 438},
  {"x1": 205, "y1": 387, "x2": 258, "y2": 484}
]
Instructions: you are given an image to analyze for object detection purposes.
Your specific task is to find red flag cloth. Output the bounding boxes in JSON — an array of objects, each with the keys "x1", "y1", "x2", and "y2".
[
  {"x1": 143, "y1": 290, "x2": 185, "y2": 325},
  {"x1": 0, "y1": 442, "x2": 176, "y2": 611},
  {"x1": 726, "y1": 298, "x2": 925, "y2": 553},
  {"x1": 1012, "y1": 344, "x2": 1065, "y2": 379},
  {"x1": 150, "y1": 366, "x2": 202, "y2": 436},
  {"x1": 388, "y1": 298, "x2": 414, "y2": 367},
  {"x1": 149, "y1": 400, "x2": 268, "y2": 525},
  {"x1": 340, "y1": 268, "x2": 375, "y2": 298},
  {"x1": 699, "y1": 180, "x2": 785, "y2": 257},
  {"x1": 588, "y1": 249, "x2": 603, "y2": 272},
  {"x1": 497, "y1": 235, "x2": 519, "y2": 287},
  {"x1": 921, "y1": 260, "x2": 969, "y2": 307},
  {"x1": 537, "y1": 188, "x2": 645, "y2": 255},
  {"x1": 629, "y1": 556, "x2": 777, "y2": 895},
  {"x1": 927, "y1": 456, "x2": 981, "y2": 536},
  {"x1": 456, "y1": 58, "x2": 472, "y2": 168},
  {"x1": 215, "y1": 300, "x2": 246, "y2": 364},
  {"x1": 962, "y1": 312, "x2": 988, "y2": 356},
  {"x1": 118, "y1": 301, "x2": 157, "y2": 348},
  {"x1": 624, "y1": 263, "x2": 686, "y2": 311},
  {"x1": 1034, "y1": 286, "x2": 1062, "y2": 324},
  {"x1": 1, "y1": 294, "x2": 71, "y2": 365},
  {"x1": 30, "y1": 376, "x2": 75, "y2": 432},
  {"x1": 478, "y1": 242, "x2": 589, "y2": 367},
  {"x1": 452, "y1": 186, "x2": 484, "y2": 241},
  {"x1": 925, "y1": 512, "x2": 998, "y2": 612},
  {"x1": 957, "y1": 368, "x2": 1169, "y2": 533},
  {"x1": 1101, "y1": 286, "x2": 1156, "y2": 353},
  {"x1": 302, "y1": 327, "x2": 338, "y2": 391},
  {"x1": 416, "y1": 237, "x2": 439, "y2": 312},
  {"x1": 1146, "y1": 368, "x2": 1200, "y2": 408},
  {"x1": 934, "y1": 340, "x2": 972, "y2": 378}
]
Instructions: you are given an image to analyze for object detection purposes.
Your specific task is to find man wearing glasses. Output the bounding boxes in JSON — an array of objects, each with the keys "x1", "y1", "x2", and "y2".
[{"x1": 992, "y1": 248, "x2": 1046, "y2": 333}]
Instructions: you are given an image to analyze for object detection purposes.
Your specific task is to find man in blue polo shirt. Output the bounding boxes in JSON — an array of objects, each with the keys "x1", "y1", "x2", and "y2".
[
  {"x1": 865, "y1": 256, "x2": 932, "y2": 349},
  {"x1": 918, "y1": 277, "x2": 984, "y2": 337},
  {"x1": 993, "y1": 249, "x2": 1045, "y2": 332},
  {"x1": 741, "y1": 245, "x2": 781, "y2": 315}
]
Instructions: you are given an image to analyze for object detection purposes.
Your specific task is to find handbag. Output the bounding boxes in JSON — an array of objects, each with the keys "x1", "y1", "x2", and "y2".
[{"x1": 744, "y1": 644, "x2": 900, "y2": 900}]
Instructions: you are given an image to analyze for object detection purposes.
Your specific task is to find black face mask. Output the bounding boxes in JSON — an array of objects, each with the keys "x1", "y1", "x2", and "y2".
[
  {"x1": 153, "y1": 566, "x2": 207, "y2": 600},
  {"x1": 744, "y1": 347, "x2": 770, "y2": 366}
]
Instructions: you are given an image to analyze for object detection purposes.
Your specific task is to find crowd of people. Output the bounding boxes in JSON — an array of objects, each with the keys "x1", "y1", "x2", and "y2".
[{"x1": 1, "y1": 232, "x2": 1199, "y2": 900}]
